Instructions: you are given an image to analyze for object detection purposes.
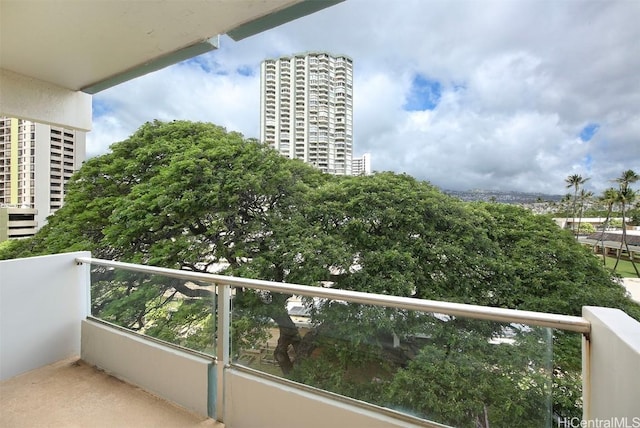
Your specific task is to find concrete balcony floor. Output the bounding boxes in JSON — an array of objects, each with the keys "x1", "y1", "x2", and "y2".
[{"x1": 0, "y1": 357, "x2": 222, "y2": 428}]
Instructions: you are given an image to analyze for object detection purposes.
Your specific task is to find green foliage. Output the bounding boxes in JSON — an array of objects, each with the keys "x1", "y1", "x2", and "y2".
[
  {"x1": 145, "y1": 299, "x2": 215, "y2": 353},
  {"x1": 387, "y1": 324, "x2": 553, "y2": 427},
  {"x1": 89, "y1": 267, "x2": 216, "y2": 353},
  {"x1": 630, "y1": 208, "x2": 640, "y2": 226},
  {"x1": 609, "y1": 218, "x2": 623, "y2": 228},
  {"x1": 0, "y1": 120, "x2": 326, "y2": 267},
  {"x1": 231, "y1": 314, "x2": 272, "y2": 358},
  {"x1": 0, "y1": 239, "x2": 21, "y2": 259},
  {"x1": 578, "y1": 222, "x2": 596, "y2": 234},
  {"x1": 300, "y1": 173, "x2": 503, "y2": 304},
  {"x1": 474, "y1": 205, "x2": 609, "y2": 309}
]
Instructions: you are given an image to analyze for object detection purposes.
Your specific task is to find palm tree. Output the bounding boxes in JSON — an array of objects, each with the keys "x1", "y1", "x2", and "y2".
[
  {"x1": 565, "y1": 174, "x2": 590, "y2": 236},
  {"x1": 576, "y1": 189, "x2": 593, "y2": 237},
  {"x1": 613, "y1": 169, "x2": 639, "y2": 276},
  {"x1": 596, "y1": 188, "x2": 618, "y2": 264},
  {"x1": 562, "y1": 193, "x2": 572, "y2": 230}
]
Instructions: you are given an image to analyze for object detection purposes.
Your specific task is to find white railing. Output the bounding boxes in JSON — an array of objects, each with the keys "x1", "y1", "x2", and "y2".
[
  {"x1": 82, "y1": 256, "x2": 634, "y2": 426},
  {"x1": 6, "y1": 254, "x2": 639, "y2": 426},
  {"x1": 5, "y1": 252, "x2": 640, "y2": 426},
  {"x1": 75, "y1": 257, "x2": 590, "y2": 333},
  {"x1": 77, "y1": 256, "x2": 591, "y2": 424}
]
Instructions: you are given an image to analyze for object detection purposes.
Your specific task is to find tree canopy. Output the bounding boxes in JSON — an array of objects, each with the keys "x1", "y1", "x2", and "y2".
[{"x1": 2, "y1": 120, "x2": 638, "y2": 426}]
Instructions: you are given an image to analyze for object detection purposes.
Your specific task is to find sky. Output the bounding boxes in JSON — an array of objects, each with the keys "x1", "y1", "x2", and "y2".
[{"x1": 88, "y1": 0, "x2": 640, "y2": 195}]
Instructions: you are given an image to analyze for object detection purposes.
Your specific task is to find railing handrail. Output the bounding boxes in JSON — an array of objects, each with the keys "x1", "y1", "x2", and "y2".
[{"x1": 76, "y1": 256, "x2": 591, "y2": 333}]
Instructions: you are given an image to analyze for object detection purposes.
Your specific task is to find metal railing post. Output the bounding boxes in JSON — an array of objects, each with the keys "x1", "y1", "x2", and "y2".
[
  {"x1": 216, "y1": 284, "x2": 231, "y2": 422},
  {"x1": 582, "y1": 333, "x2": 591, "y2": 420},
  {"x1": 77, "y1": 251, "x2": 92, "y2": 318}
]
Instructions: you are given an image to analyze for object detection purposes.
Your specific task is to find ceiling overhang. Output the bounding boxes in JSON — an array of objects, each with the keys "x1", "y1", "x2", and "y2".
[{"x1": 0, "y1": 0, "x2": 344, "y2": 95}]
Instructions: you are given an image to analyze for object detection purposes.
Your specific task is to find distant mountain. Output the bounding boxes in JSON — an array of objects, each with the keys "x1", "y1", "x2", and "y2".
[{"x1": 442, "y1": 189, "x2": 563, "y2": 204}]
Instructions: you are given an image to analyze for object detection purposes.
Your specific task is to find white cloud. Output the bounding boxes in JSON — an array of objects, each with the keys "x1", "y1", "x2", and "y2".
[
  {"x1": 88, "y1": 61, "x2": 260, "y2": 157},
  {"x1": 88, "y1": 0, "x2": 640, "y2": 194}
]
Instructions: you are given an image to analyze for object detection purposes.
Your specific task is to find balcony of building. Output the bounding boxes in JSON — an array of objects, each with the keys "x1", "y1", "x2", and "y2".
[
  {"x1": 2, "y1": 0, "x2": 639, "y2": 425},
  {"x1": 2, "y1": 356, "x2": 222, "y2": 428},
  {"x1": 2, "y1": 252, "x2": 638, "y2": 427}
]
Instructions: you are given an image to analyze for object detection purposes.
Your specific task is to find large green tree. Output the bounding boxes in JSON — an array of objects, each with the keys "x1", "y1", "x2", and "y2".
[
  {"x1": 4, "y1": 120, "x2": 325, "y2": 264},
  {"x1": 3, "y1": 121, "x2": 638, "y2": 426}
]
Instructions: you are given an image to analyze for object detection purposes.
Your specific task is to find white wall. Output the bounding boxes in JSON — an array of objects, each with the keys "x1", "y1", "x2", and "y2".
[
  {"x1": 582, "y1": 306, "x2": 640, "y2": 420},
  {"x1": 224, "y1": 370, "x2": 422, "y2": 428},
  {"x1": 0, "y1": 69, "x2": 92, "y2": 131},
  {"x1": 0, "y1": 251, "x2": 90, "y2": 380},
  {"x1": 81, "y1": 320, "x2": 213, "y2": 417}
]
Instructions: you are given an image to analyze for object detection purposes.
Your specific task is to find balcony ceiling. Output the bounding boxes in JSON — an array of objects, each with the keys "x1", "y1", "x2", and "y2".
[{"x1": 0, "y1": 0, "x2": 341, "y2": 94}]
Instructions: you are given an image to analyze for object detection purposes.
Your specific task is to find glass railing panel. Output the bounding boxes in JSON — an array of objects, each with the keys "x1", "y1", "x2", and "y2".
[
  {"x1": 229, "y1": 287, "x2": 290, "y2": 375},
  {"x1": 89, "y1": 265, "x2": 216, "y2": 355},
  {"x1": 230, "y1": 289, "x2": 557, "y2": 427}
]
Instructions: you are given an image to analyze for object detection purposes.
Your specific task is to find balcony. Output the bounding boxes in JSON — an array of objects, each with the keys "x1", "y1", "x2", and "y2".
[
  {"x1": 1, "y1": 357, "x2": 221, "y2": 427},
  {"x1": 1, "y1": 252, "x2": 639, "y2": 427}
]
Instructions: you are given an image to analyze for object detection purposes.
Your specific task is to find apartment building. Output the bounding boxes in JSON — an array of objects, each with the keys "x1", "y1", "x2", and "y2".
[
  {"x1": 352, "y1": 153, "x2": 371, "y2": 176},
  {"x1": 260, "y1": 52, "x2": 353, "y2": 175},
  {"x1": 0, "y1": 117, "x2": 85, "y2": 237}
]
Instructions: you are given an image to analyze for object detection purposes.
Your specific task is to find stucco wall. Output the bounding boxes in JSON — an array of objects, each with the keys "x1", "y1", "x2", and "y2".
[
  {"x1": 81, "y1": 320, "x2": 214, "y2": 417},
  {"x1": 224, "y1": 369, "x2": 422, "y2": 428},
  {"x1": 0, "y1": 251, "x2": 90, "y2": 380},
  {"x1": 0, "y1": 69, "x2": 92, "y2": 131},
  {"x1": 582, "y1": 306, "x2": 640, "y2": 420}
]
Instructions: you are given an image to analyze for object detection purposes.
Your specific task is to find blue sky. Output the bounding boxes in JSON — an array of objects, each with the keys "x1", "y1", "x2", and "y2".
[
  {"x1": 404, "y1": 75, "x2": 442, "y2": 111},
  {"x1": 88, "y1": 0, "x2": 640, "y2": 194},
  {"x1": 580, "y1": 124, "x2": 600, "y2": 142}
]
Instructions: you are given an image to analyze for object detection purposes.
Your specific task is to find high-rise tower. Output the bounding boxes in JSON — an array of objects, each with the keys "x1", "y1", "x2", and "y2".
[
  {"x1": 260, "y1": 52, "x2": 353, "y2": 175},
  {"x1": 0, "y1": 117, "x2": 85, "y2": 236}
]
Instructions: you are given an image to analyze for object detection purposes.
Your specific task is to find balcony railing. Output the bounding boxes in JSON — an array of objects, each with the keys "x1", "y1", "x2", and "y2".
[{"x1": 1, "y1": 252, "x2": 639, "y2": 427}]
